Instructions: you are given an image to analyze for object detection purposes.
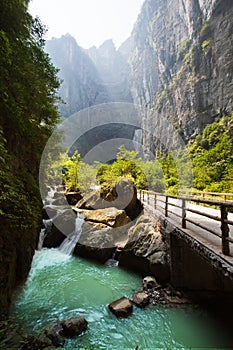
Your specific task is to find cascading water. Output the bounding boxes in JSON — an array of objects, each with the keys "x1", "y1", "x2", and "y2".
[
  {"x1": 44, "y1": 186, "x2": 56, "y2": 205},
  {"x1": 59, "y1": 213, "x2": 84, "y2": 255},
  {"x1": 38, "y1": 186, "x2": 68, "y2": 250},
  {"x1": 133, "y1": 128, "x2": 143, "y2": 152}
]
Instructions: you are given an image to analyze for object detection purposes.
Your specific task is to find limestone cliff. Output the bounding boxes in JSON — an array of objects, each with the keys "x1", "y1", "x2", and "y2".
[
  {"x1": 87, "y1": 39, "x2": 133, "y2": 103},
  {"x1": 130, "y1": 0, "x2": 233, "y2": 156},
  {"x1": 45, "y1": 34, "x2": 109, "y2": 117},
  {"x1": 46, "y1": 36, "x2": 132, "y2": 118}
]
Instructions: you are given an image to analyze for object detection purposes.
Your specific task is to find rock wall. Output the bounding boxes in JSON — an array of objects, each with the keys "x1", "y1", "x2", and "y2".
[
  {"x1": 46, "y1": 36, "x2": 132, "y2": 118},
  {"x1": 130, "y1": 0, "x2": 233, "y2": 156},
  {"x1": 45, "y1": 34, "x2": 110, "y2": 117},
  {"x1": 87, "y1": 39, "x2": 133, "y2": 103},
  {"x1": 0, "y1": 220, "x2": 39, "y2": 318}
]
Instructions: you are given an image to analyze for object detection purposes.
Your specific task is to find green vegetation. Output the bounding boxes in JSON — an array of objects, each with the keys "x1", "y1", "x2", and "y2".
[
  {"x1": 0, "y1": 0, "x2": 60, "y2": 228},
  {"x1": 201, "y1": 39, "x2": 211, "y2": 56},
  {"x1": 189, "y1": 114, "x2": 233, "y2": 193},
  {"x1": 177, "y1": 39, "x2": 191, "y2": 61},
  {"x1": 200, "y1": 21, "x2": 210, "y2": 38},
  {"x1": 61, "y1": 114, "x2": 233, "y2": 197}
]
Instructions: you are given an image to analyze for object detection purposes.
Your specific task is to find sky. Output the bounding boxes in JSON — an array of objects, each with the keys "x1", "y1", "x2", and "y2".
[{"x1": 29, "y1": 0, "x2": 145, "y2": 49}]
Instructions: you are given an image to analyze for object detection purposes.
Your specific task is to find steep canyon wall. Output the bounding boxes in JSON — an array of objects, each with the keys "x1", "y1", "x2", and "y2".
[{"x1": 130, "y1": 0, "x2": 233, "y2": 156}]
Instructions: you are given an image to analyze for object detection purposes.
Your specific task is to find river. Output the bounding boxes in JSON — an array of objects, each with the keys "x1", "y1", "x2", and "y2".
[{"x1": 11, "y1": 247, "x2": 232, "y2": 349}]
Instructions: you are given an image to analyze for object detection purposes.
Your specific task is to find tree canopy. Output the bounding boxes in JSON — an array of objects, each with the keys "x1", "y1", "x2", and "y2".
[{"x1": 0, "y1": 0, "x2": 60, "y2": 226}]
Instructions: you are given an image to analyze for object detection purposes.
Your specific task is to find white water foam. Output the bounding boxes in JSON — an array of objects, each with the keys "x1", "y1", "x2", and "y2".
[{"x1": 59, "y1": 213, "x2": 84, "y2": 255}]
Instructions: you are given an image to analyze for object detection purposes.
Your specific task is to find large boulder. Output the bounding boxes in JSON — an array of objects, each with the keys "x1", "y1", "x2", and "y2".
[
  {"x1": 118, "y1": 215, "x2": 170, "y2": 283},
  {"x1": 72, "y1": 208, "x2": 132, "y2": 263},
  {"x1": 76, "y1": 179, "x2": 143, "y2": 219},
  {"x1": 43, "y1": 209, "x2": 76, "y2": 248},
  {"x1": 42, "y1": 206, "x2": 58, "y2": 220},
  {"x1": 65, "y1": 191, "x2": 83, "y2": 205},
  {"x1": 74, "y1": 222, "x2": 115, "y2": 263},
  {"x1": 75, "y1": 191, "x2": 104, "y2": 210},
  {"x1": 75, "y1": 207, "x2": 131, "y2": 228}
]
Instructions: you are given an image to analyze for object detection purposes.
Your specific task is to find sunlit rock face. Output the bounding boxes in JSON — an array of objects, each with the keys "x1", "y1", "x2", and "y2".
[
  {"x1": 45, "y1": 35, "x2": 132, "y2": 118},
  {"x1": 130, "y1": 0, "x2": 233, "y2": 157}
]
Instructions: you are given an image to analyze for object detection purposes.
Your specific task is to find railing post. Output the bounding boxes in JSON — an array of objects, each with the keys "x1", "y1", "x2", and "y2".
[
  {"x1": 154, "y1": 193, "x2": 157, "y2": 209},
  {"x1": 165, "y1": 196, "x2": 168, "y2": 217},
  {"x1": 181, "y1": 198, "x2": 186, "y2": 229},
  {"x1": 142, "y1": 191, "x2": 145, "y2": 202},
  {"x1": 139, "y1": 190, "x2": 142, "y2": 201},
  {"x1": 147, "y1": 191, "x2": 150, "y2": 205},
  {"x1": 221, "y1": 205, "x2": 230, "y2": 255}
]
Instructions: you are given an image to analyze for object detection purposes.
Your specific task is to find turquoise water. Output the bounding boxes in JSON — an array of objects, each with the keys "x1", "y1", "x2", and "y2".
[{"x1": 12, "y1": 249, "x2": 232, "y2": 349}]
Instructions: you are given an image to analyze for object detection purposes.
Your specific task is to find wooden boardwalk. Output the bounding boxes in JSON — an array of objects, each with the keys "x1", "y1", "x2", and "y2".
[{"x1": 139, "y1": 191, "x2": 233, "y2": 267}]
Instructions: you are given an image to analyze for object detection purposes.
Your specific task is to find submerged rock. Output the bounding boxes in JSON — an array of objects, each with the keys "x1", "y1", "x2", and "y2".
[
  {"x1": 44, "y1": 317, "x2": 88, "y2": 346},
  {"x1": 108, "y1": 297, "x2": 133, "y2": 318}
]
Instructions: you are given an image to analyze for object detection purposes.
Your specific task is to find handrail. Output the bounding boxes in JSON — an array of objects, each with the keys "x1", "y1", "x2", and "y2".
[
  {"x1": 179, "y1": 189, "x2": 233, "y2": 202},
  {"x1": 139, "y1": 190, "x2": 233, "y2": 256}
]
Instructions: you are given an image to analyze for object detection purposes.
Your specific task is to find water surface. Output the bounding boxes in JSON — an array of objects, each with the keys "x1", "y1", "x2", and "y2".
[{"x1": 12, "y1": 248, "x2": 232, "y2": 349}]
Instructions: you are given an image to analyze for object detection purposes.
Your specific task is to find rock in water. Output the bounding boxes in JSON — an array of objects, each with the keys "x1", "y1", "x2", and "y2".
[
  {"x1": 43, "y1": 209, "x2": 76, "y2": 248},
  {"x1": 109, "y1": 297, "x2": 133, "y2": 318},
  {"x1": 132, "y1": 292, "x2": 149, "y2": 308},
  {"x1": 143, "y1": 276, "x2": 159, "y2": 290},
  {"x1": 60, "y1": 317, "x2": 88, "y2": 338},
  {"x1": 44, "y1": 317, "x2": 88, "y2": 343}
]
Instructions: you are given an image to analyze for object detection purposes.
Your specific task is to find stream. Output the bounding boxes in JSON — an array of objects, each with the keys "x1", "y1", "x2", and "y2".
[{"x1": 11, "y1": 247, "x2": 232, "y2": 349}]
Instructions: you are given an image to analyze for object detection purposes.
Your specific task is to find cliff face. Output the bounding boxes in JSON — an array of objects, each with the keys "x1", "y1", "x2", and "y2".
[
  {"x1": 87, "y1": 39, "x2": 133, "y2": 103},
  {"x1": 46, "y1": 36, "x2": 132, "y2": 118},
  {"x1": 130, "y1": 0, "x2": 233, "y2": 156},
  {"x1": 45, "y1": 35, "x2": 110, "y2": 117}
]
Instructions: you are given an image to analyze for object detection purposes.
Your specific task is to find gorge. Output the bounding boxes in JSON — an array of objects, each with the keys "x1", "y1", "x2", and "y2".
[
  {"x1": 1, "y1": 0, "x2": 233, "y2": 348},
  {"x1": 45, "y1": 0, "x2": 233, "y2": 157}
]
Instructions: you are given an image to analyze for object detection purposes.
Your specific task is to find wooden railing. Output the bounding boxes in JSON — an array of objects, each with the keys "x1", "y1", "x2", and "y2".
[
  {"x1": 178, "y1": 189, "x2": 233, "y2": 202},
  {"x1": 139, "y1": 190, "x2": 233, "y2": 256}
]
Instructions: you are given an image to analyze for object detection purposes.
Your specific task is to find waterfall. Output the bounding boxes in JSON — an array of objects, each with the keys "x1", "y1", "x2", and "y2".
[
  {"x1": 37, "y1": 228, "x2": 46, "y2": 250},
  {"x1": 45, "y1": 186, "x2": 56, "y2": 205},
  {"x1": 59, "y1": 213, "x2": 84, "y2": 255},
  {"x1": 133, "y1": 129, "x2": 142, "y2": 152}
]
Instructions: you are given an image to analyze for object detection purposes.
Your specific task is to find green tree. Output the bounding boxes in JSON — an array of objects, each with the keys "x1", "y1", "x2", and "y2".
[{"x1": 0, "y1": 0, "x2": 61, "y2": 318}]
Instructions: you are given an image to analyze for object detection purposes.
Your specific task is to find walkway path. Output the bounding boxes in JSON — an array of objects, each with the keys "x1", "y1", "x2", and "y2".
[{"x1": 139, "y1": 192, "x2": 233, "y2": 267}]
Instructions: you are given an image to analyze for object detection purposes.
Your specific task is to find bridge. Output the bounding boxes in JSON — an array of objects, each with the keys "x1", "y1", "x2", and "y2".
[{"x1": 139, "y1": 190, "x2": 233, "y2": 292}]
